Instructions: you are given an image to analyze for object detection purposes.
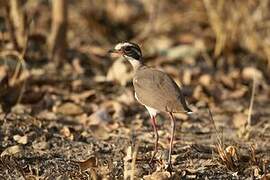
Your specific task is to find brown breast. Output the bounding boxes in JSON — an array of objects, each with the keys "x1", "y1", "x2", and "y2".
[{"x1": 133, "y1": 66, "x2": 191, "y2": 113}]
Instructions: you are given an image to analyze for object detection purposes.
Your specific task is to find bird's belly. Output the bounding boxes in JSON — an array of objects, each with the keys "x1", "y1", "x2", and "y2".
[{"x1": 134, "y1": 92, "x2": 159, "y2": 117}]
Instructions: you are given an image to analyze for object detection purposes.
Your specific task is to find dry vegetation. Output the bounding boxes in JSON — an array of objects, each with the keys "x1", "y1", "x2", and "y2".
[{"x1": 0, "y1": 0, "x2": 270, "y2": 179}]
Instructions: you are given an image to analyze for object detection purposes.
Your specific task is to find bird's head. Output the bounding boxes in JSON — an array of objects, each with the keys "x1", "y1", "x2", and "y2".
[{"x1": 109, "y1": 42, "x2": 143, "y2": 69}]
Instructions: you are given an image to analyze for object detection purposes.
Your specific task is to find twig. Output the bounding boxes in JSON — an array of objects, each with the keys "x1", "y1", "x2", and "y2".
[
  {"x1": 9, "y1": 0, "x2": 27, "y2": 51},
  {"x1": 246, "y1": 74, "x2": 257, "y2": 129},
  {"x1": 131, "y1": 142, "x2": 139, "y2": 180},
  {"x1": 48, "y1": 0, "x2": 68, "y2": 64},
  {"x1": 208, "y1": 107, "x2": 222, "y2": 146}
]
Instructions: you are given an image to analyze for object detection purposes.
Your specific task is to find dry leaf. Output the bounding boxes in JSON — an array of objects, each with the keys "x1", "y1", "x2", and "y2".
[
  {"x1": 55, "y1": 102, "x2": 83, "y2": 116},
  {"x1": 13, "y1": 134, "x2": 28, "y2": 145},
  {"x1": 1, "y1": 145, "x2": 22, "y2": 156},
  {"x1": 242, "y1": 67, "x2": 263, "y2": 81},
  {"x1": 199, "y1": 74, "x2": 212, "y2": 87},
  {"x1": 183, "y1": 69, "x2": 192, "y2": 85},
  {"x1": 69, "y1": 90, "x2": 96, "y2": 103},
  {"x1": 88, "y1": 108, "x2": 112, "y2": 125},
  {"x1": 78, "y1": 156, "x2": 97, "y2": 171},
  {"x1": 60, "y1": 126, "x2": 74, "y2": 140},
  {"x1": 143, "y1": 171, "x2": 171, "y2": 180},
  {"x1": 220, "y1": 75, "x2": 235, "y2": 89}
]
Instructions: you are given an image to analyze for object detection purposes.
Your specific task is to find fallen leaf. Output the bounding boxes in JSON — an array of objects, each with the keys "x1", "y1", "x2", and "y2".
[
  {"x1": 69, "y1": 90, "x2": 96, "y2": 103},
  {"x1": 102, "y1": 100, "x2": 125, "y2": 121},
  {"x1": 78, "y1": 156, "x2": 97, "y2": 171},
  {"x1": 242, "y1": 67, "x2": 263, "y2": 81},
  {"x1": 183, "y1": 69, "x2": 192, "y2": 85},
  {"x1": 60, "y1": 126, "x2": 74, "y2": 140},
  {"x1": 88, "y1": 108, "x2": 112, "y2": 125},
  {"x1": 220, "y1": 75, "x2": 235, "y2": 89},
  {"x1": 143, "y1": 171, "x2": 171, "y2": 180},
  {"x1": 55, "y1": 102, "x2": 83, "y2": 116},
  {"x1": 1, "y1": 145, "x2": 22, "y2": 156},
  {"x1": 199, "y1": 74, "x2": 212, "y2": 87}
]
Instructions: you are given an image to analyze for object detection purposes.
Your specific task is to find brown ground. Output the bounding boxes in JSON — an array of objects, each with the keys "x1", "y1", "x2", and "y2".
[{"x1": 0, "y1": 1, "x2": 270, "y2": 179}]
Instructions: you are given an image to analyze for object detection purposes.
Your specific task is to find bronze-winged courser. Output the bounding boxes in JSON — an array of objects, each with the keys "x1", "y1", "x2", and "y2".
[{"x1": 109, "y1": 42, "x2": 192, "y2": 168}]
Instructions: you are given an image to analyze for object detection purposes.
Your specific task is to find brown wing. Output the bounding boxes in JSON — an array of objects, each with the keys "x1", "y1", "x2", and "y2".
[{"x1": 133, "y1": 67, "x2": 191, "y2": 113}]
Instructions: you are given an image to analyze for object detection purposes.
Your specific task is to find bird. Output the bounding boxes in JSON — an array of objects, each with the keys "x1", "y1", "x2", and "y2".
[{"x1": 109, "y1": 42, "x2": 192, "y2": 169}]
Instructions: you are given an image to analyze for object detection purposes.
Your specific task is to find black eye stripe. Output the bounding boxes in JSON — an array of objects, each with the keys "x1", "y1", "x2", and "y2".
[
  {"x1": 126, "y1": 51, "x2": 141, "y2": 60},
  {"x1": 121, "y1": 43, "x2": 142, "y2": 60},
  {"x1": 124, "y1": 46, "x2": 132, "y2": 51},
  {"x1": 124, "y1": 46, "x2": 141, "y2": 54}
]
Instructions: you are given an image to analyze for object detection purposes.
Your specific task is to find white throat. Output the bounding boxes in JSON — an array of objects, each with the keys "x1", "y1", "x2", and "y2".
[{"x1": 124, "y1": 55, "x2": 142, "y2": 70}]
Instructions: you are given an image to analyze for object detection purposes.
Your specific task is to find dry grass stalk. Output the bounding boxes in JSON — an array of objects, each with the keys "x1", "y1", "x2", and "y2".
[
  {"x1": 48, "y1": 0, "x2": 68, "y2": 64},
  {"x1": 131, "y1": 143, "x2": 139, "y2": 180},
  {"x1": 8, "y1": 0, "x2": 27, "y2": 51},
  {"x1": 203, "y1": 0, "x2": 270, "y2": 68},
  {"x1": 217, "y1": 144, "x2": 238, "y2": 171},
  {"x1": 208, "y1": 108, "x2": 239, "y2": 171},
  {"x1": 203, "y1": 0, "x2": 226, "y2": 57},
  {"x1": 246, "y1": 75, "x2": 257, "y2": 128},
  {"x1": 238, "y1": 74, "x2": 257, "y2": 139},
  {"x1": 208, "y1": 108, "x2": 221, "y2": 145}
]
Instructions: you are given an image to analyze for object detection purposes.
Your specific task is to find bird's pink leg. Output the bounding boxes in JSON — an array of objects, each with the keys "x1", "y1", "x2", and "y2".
[
  {"x1": 149, "y1": 115, "x2": 159, "y2": 163},
  {"x1": 168, "y1": 112, "x2": 176, "y2": 169}
]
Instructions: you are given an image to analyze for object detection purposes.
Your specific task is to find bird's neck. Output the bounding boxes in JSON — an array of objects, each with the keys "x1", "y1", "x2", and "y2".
[{"x1": 124, "y1": 56, "x2": 144, "y2": 70}]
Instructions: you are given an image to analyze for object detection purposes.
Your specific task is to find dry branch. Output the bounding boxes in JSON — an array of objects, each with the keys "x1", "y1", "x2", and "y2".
[
  {"x1": 48, "y1": 0, "x2": 68, "y2": 64},
  {"x1": 8, "y1": 0, "x2": 26, "y2": 51}
]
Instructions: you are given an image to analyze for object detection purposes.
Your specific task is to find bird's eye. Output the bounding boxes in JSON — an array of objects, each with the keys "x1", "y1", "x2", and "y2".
[{"x1": 124, "y1": 46, "x2": 132, "y2": 51}]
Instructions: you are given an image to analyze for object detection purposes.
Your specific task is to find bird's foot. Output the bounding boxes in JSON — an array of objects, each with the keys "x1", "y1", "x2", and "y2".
[{"x1": 164, "y1": 161, "x2": 173, "y2": 176}]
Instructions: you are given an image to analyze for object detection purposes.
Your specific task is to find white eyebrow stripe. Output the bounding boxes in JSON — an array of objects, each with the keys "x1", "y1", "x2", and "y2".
[{"x1": 115, "y1": 42, "x2": 133, "y2": 50}]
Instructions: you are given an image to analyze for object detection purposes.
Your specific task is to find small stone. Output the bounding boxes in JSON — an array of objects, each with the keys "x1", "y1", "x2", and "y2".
[{"x1": 13, "y1": 134, "x2": 28, "y2": 144}]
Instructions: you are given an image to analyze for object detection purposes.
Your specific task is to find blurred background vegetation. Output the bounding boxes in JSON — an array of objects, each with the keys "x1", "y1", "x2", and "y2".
[
  {"x1": 1, "y1": 0, "x2": 270, "y2": 69},
  {"x1": 0, "y1": 0, "x2": 270, "y2": 179}
]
